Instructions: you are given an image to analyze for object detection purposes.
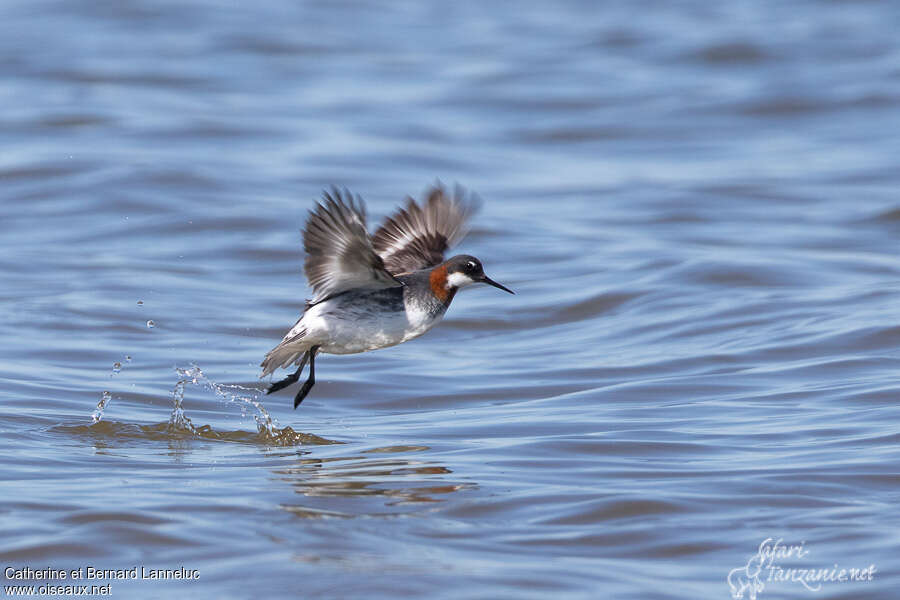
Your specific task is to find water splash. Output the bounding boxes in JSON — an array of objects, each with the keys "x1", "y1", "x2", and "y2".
[
  {"x1": 90, "y1": 360, "x2": 314, "y2": 446},
  {"x1": 168, "y1": 365, "x2": 305, "y2": 445},
  {"x1": 169, "y1": 371, "x2": 196, "y2": 433}
]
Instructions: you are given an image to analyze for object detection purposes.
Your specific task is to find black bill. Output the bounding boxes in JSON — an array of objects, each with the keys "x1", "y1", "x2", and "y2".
[{"x1": 482, "y1": 275, "x2": 515, "y2": 294}]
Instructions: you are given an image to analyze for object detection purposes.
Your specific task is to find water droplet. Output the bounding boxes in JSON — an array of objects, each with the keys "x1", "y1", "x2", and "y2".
[
  {"x1": 112, "y1": 362, "x2": 122, "y2": 374},
  {"x1": 146, "y1": 320, "x2": 155, "y2": 328},
  {"x1": 92, "y1": 391, "x2": 112, "y2": 424},
  {"x1": 137, "y1": 300, "x2": 144, "y2": 306},
  {"x1": 125, "y1": 356, "x2": 132, "y2": 362}
]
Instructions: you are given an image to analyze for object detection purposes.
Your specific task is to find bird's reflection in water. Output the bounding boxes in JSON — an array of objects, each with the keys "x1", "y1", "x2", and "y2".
[{"x1": 274, "y1": 445, "x2": 475, "y2": 518}]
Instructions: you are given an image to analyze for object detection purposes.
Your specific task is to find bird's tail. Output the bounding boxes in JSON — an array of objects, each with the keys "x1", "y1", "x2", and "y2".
[{"x1": 260, "y1": 327, "x2": 309, "y2": 377}]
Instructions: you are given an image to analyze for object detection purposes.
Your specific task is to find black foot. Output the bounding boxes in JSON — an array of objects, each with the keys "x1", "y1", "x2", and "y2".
[
  {"x1": 267, "y1": 372, "x2": 299, "y2": 395},
  {"x1": 292, "y1": 346, "x2": 318, "y2": 409},
  {"x1": 265, "y1": 352, "x2": 311, "y2": 395},
  {"x1": 293, "y1": 379, "x2": 314, "y2": 409}
]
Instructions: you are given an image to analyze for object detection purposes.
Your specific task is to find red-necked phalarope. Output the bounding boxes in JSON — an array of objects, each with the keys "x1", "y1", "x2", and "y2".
[{"x1": 261, "y1": 184, "x2": 514, "y2": 408}]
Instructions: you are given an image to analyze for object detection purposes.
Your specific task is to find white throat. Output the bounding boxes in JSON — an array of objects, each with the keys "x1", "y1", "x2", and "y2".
[{"x1": 445, "y1": 271, "x2": 475, "y2": 289}]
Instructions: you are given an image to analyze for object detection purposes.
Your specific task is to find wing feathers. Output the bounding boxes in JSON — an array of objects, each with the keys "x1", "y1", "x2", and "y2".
[
  {"x1": 373, "y1": 183, "x2": 478, "y2": 274},
  {"x1": 303, "y1": 187, "x2": 400, "y2": 302}
]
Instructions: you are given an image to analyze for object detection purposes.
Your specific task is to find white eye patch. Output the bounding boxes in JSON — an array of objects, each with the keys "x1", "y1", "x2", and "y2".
[{"x1": 446, "y1": 271, "x2": 475, "y2": 289}]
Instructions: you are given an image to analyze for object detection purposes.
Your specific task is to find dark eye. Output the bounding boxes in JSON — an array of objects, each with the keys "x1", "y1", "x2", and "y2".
[{"x1": 466, "y1": 261, "x2": 478, "y2": 273}]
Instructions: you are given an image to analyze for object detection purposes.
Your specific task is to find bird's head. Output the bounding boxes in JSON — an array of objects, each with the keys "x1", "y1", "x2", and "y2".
[{"x1": 442, "y1": 255, "x2": 514, "y2": 294}]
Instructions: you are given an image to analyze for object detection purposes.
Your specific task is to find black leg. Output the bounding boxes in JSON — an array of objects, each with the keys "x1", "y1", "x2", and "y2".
[
  {"x1": 266, "y1": 351, "x2": 310, "y2": 395},
  {"x1": 293, "y1": 346, "x2": 319, "y2": 409}
]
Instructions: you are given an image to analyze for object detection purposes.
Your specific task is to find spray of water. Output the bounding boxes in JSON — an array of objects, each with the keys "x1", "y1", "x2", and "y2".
[
  {"x1": 91, "y1": 355, "x2": 318, "y2": 445},
  {"x1": 169, "y1": 365, "x2": 278, "y2": 439}
]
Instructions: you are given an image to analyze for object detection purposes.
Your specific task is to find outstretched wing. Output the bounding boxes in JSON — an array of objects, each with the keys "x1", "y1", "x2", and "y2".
[
  {"x1": 372, "y1": 183, "x2": 478, "y2": 274},
  {"x1": 303, "y1": 187, "x2": 400, "y2": 303}
]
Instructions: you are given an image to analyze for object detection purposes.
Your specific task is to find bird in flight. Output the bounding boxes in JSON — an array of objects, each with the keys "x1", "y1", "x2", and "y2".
[{"x1": 261, "y1": 184, "x2": 514, "y2": 408}]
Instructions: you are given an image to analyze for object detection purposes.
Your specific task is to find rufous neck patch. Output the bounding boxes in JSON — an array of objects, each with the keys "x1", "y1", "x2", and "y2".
[{"x1": 429, "y1": 265, "x2": 452, "y2": 303}]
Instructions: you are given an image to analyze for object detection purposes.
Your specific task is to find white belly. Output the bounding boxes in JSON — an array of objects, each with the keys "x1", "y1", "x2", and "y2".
[{"x1": 303, "y1": 298, "x2": 442, "y2": 355}]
